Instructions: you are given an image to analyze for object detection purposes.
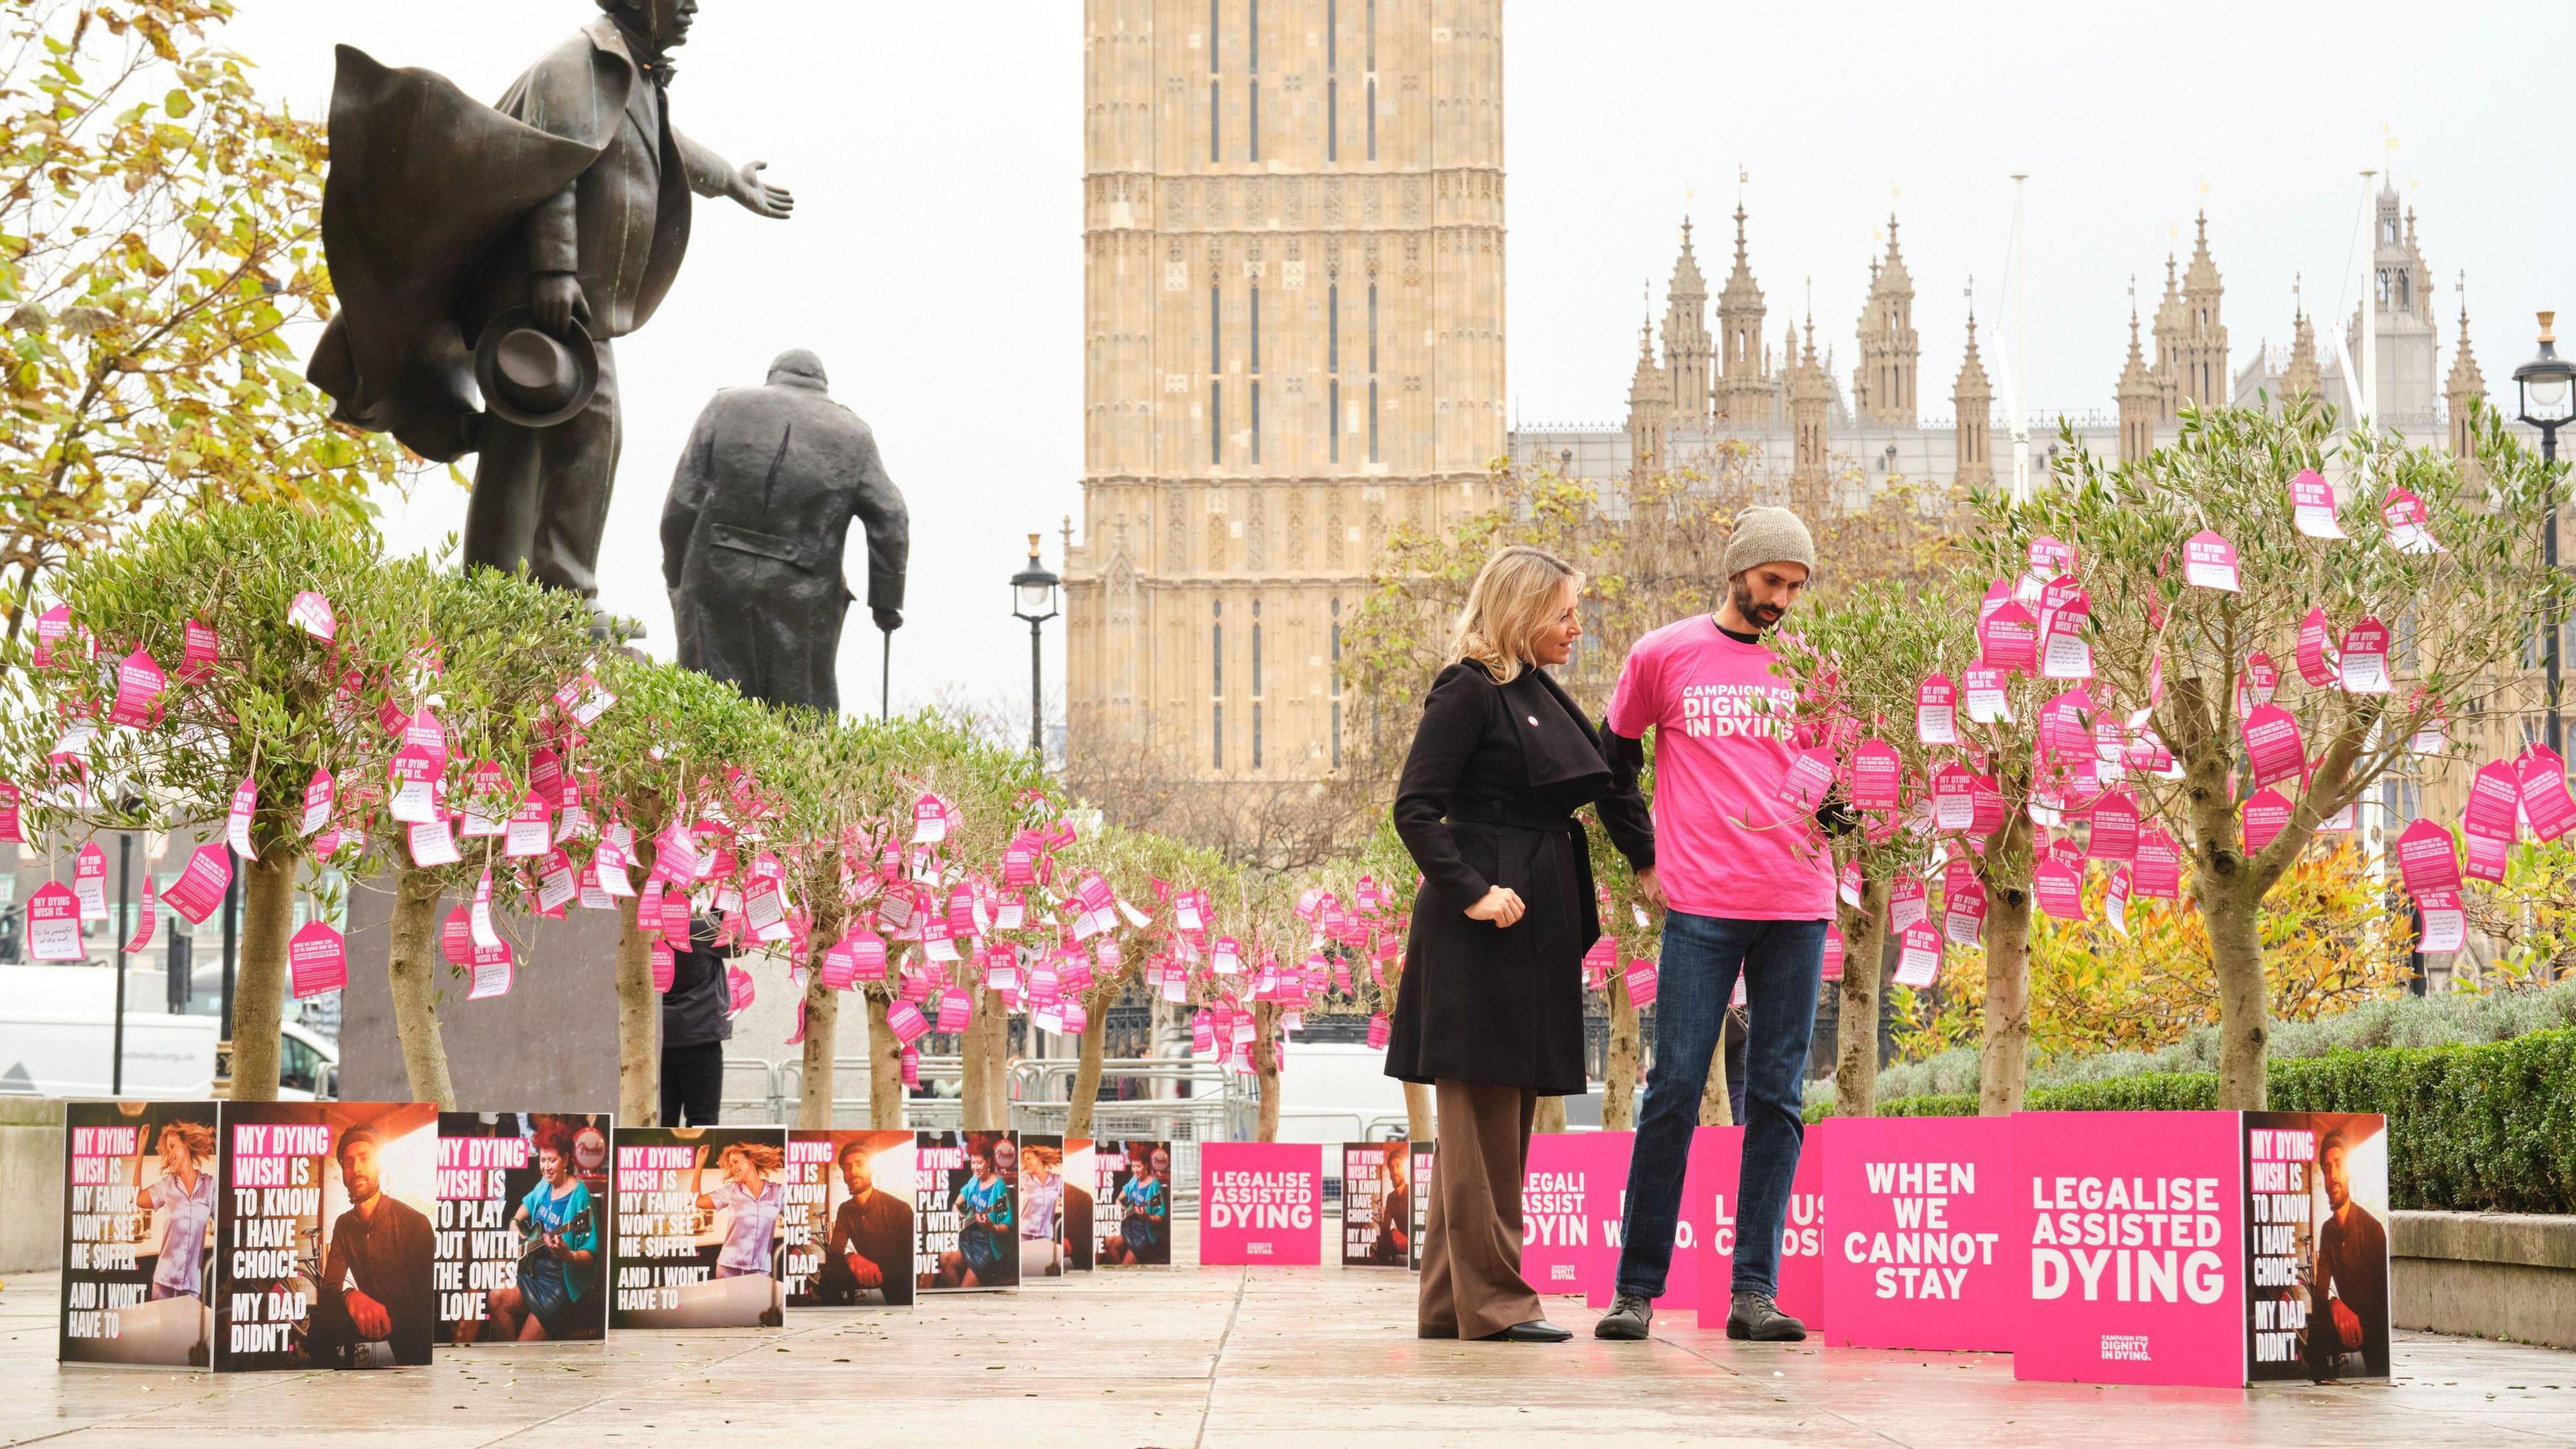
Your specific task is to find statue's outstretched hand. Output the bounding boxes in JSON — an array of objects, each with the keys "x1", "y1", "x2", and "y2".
[{"x1": 731, "y1": 160, "x2": 795, "y2": 219}]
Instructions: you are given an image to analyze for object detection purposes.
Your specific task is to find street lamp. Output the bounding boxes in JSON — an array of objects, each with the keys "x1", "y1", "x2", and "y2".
[
  {"x1": 2514, "y1": 311, "x2": 2575, "y2": 756},
  {"x1": 1009, "y1": 532, "x2": 1061, "y2": 759}
]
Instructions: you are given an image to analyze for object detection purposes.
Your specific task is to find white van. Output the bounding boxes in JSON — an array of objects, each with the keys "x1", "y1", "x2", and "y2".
[{"x1": 0, "y1": 965, "x2": 337, "y2": 1099}]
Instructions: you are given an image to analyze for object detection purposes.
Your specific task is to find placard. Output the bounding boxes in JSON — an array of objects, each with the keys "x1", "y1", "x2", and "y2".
[
  {"x1": 784, "y1": 1129, "x2": 914, "y2": 1306},
  {"x1": 59, "y1": 1101, "x2": 221, "y2": 1366},
  {"x1": 1590, "y1": 1126, "x2": 1729, "y2": 1313},
  {"x1": 1097, "y1": 1140, "x2": 1173, "y2": 1267},
  {"x1": 1062, "y1": 1138, "x2": 1097, "y2": 1273},
  {"x1": 1522, "y1": 1131, "x2": 1628, "y2": 1295},
  {"x1": 2012, "y1": 1111, "x2": 2241, "y2": 1386},
  {"x1": 2243, "y1": 1112, "x2": 2390, "y2": 1382},
  {"x1": 607, "y1": 1125, "x2": 787, "y2": 1328},
  {"x1": 215, "y1": 1102, "x2": 438, "y2": 1370},
  {"x1": 1822, "y1": 1116, "x2": 2017, "y2": 1350},
  {"x1": 435, "y1": 1112, "x2": 610, "y2": 1344},
  {"x1": 1340, "y1": 1140, "x2": 1419, "y2": 1268},
  {"x1": 1017, "y1": 1132, "x2": 1092, "y2": 1281},
  {"x1": 1199, "y1": 1140, "x2": 1322, "y2": 1266},
  {"x1": 1691, "y1": 1120, "x2": 1829, "y2": 1332},
  {"x1": 916, "y1": 1130, "x2": 1020, "y2": 1291}
]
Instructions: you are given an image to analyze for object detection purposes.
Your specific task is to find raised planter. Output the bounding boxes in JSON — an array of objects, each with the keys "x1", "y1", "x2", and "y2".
[{"x1": 2394, "y1": 1210, "x2": 2576, "y2": 1348}]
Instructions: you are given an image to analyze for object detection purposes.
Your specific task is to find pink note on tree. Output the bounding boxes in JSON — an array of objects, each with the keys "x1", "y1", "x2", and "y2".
[
  {"x1": 2181, "y1": 530, "x2": 2240, "y2": 592},
  {"x1": 2394, "y1": 817, "x2": 2460, "y2": 896},
  {"x1": 162, "y1": 843, "x2": 233, "y2": 924},
  {"x1": 288, "y1": 920, "x2": 346, "y2": 998},
  {"x1": 1849, "y1": 739, "x2": 1901, "y2": 811},
  {"x1": 2242, "y1": 789, "x2": 2293, "y2": 854}
]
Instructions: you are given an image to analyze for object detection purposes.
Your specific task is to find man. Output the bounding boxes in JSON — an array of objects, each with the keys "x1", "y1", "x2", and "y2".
[
  {"x1": 1370, "y1": 1139, "x2": 1413, "y2": 1267},
  {"x1": 2308, "y1": 1129, "x2": 2390, "y2": 1377},
  {"x1": 311, "y1": 1126, "x2": 435, "y2": 1366},
  {"x1": 663, "y1": 350, "x2": 910, "y2": 712},
  {"x1": 1594, "y1": 506, "x2": 1831, "y2": 1344},
  {"x1": 309, "y1": 0, "x2": 794, "y2": 629},
  {"x1": 820, "y1": 1138, "x2": 914, "y2": 1306},
  {"x1": 661, "y1": 913, "x2": 733, "y2": 1126}
]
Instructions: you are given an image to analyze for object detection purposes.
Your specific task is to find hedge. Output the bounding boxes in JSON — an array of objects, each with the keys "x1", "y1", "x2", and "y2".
[{"x1": 1804, "y1": 1027, "x2": 2576, "y2": 1214}]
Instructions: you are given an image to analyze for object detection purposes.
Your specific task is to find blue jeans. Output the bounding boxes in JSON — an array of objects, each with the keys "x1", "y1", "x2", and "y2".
[{"x1": 1613, "y1": 910, "x2": 1825, "y2": 1301}]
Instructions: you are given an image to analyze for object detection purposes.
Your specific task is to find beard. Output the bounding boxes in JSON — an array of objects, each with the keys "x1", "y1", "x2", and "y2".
[{"x1": 1730, "y1": 580, "x2": 1783, "y2": 631}]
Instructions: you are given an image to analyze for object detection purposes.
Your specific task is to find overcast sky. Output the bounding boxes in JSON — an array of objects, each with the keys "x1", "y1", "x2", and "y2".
[{"x1": 230, "y1": 2, "x2": 2573, "y2": 718}]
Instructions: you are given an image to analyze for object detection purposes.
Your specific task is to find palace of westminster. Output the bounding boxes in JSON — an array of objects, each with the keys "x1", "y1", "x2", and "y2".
[{"x1": 1061, "y1": 1, "x2": 2523, "y2": 808}]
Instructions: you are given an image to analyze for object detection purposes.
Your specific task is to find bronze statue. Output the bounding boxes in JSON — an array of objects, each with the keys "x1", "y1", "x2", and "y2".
[
  {"x1": 663, "y1": 352, "x2": 908, "y2": 712},
  {"x1": 307, "y1": 0, "x2": 794, "y2": 629}
]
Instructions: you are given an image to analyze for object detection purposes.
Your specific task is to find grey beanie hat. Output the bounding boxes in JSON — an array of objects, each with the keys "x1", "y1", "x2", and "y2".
[{"x1": 1722, "y1": 505, "x2": 1817, "y2": 578}]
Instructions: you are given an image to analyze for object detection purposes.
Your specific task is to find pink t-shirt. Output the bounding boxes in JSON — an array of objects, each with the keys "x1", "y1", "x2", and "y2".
[{"x1": 1606, "y1": 616, "x2": 1834, "y2": 920}]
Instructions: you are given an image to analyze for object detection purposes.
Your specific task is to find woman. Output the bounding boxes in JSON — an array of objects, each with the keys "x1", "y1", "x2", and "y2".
[
  {"x1": 690, "y1": 1139, "x2": 787, "y2": 1281},
  {"x1": 1387, "y1": 545, "x2": 1655, "y2": 1343},
  {"x1": 136, "y1": 1119, "x2": 217, "y2": 1302},
  {"x1": 1019, "y1": 1144, "x2": 1065, "y2": 1277},
  {"x1": 486, "y1": 1124, "x2": 599, "y2": 1342},
  {"x1": 941, "y1": 1134, "x2": 1015, "y2": 1287}
]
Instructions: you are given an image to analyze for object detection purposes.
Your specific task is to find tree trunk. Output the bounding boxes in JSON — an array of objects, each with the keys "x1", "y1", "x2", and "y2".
[
  {"x1": 864, "y1": 990, "x2": 905, "y2": 1130},
  {"x1": 961, "y1": 985, "x2": 1009, "y2": 1131},
  {"x1": 797, "y1": 973, "x2": 839, "y2": 1129},
  {"x1": 1601, "y1": 971, "x2": 1642, "y2": 1131},
  {"x1": 227, "y1": 852, "x2": 299, "y2": 1100},
  {"x1": 2205, "y1": 887, "x2": 2270, "y2": 1109},
  {"x1": 616, "y1": 843, "x2": 660, "y2": 1126},
  {"x1": 1067, "y1": 1007, "x2": 1109, "y2": 1142},
  {"x1": 1832, "y1": 879, "x2": 1890, "y2": 1118},
  {"x1": 1533, "y1": 1096, "x2": 1566, "y2": 1134},
  {"x1": 1403, "y1": 1081, "x2": 1436, "y2": 1142},
  {"x1": 383, "y1": 869, "x2": 453, "y2": 1109},
  {"x1": 1697, "y1": 1031, "x2": 1733, "y2": 1126},
  {"x1": 1252, "y1": 1002, "x2": 1282, "y2": 1142},
  {"x1": 1978, "y1": 880, "x2": 2035, "y2": 1116}
]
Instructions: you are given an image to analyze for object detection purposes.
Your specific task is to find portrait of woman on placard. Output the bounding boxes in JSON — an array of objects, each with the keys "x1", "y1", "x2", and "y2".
[
  {"x1": 691, "y1": 1138, "x2": 787, "y2": 1324},
  {"x1": 484, "y1": 1122, "x2": 600, "y2": 1342},
  {"x1": 137, "y1": 1118, "x2": 218, "y2": 1303}
]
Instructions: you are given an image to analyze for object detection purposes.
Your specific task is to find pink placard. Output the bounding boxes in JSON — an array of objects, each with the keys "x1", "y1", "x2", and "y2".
[
  {"x1": 2239, "y1": 704, "x2": 2305, "y2": 791},
  {"x1": 1692, "y1": 1119, "x2": 1829, "y2": 1331},
  {"x1": 2180, "y1": 529, "x2": 2241, "y2": 592},
  {"x1": 2394, "y1": 817, "x2": 2460, "y2": 896},
  {"x1": 162, "y1": 841, "x2": 233, "y2": 924},
  {"x1": 1823, "y1": 1116, "x2": 2019, "y2": 1350},
  {"x1": 1978, "y1": 600, "x2": 2039, "y2": 674},
  {"x1": 2243, "y1": 789, "x2": 2293, "y2": 853},
  {"x1": 288, "y1": 919, "x2": 346, "y2": 998},
  {"x1": 1521, "y1": 1130, "x2": 1631, "y2": 1297},
  {"x1": 2012, "y1": 1110, "x2": 2245, "y2": 1387},
  {"x1": 1850, "y1": 740, "x2": 1901, "y2": 811},
  {"x1": 2288, "y1": 468, "x2": 2345, "y2": 539},
  {"x1": 1198, "y1": 1141, "x2": 1322, "y2": 1266},
  {"x1": 2519, "y1": 747, "x2": 2576, "y2": 842}
]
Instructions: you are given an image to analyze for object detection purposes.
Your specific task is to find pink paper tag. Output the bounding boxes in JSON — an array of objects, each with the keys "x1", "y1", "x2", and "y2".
[
  {"x1": 1776, "y1": 749, "x2": 1836, "y2": 811},
  {"x1": 1622, "y1": 956, "x2": 1659, "y2": 1009},
  {"x1": 2295, "y1": 608, "x2": 2339, "y2": 688},
  {"x1": 1915, "y1": 674, "x2": 1957, "y2": 745},
  {"x1": 2518, "y1": 747, "x2": 2576, "y2": 843},
  {"x1": 1893, "y1": 922, "x2": 1941, "y2": 985},
  {"x1": 288, "y1": 919, "x2": 347, "y2": 998},
  {"x1": 727, "y1": 965, "x2": 757, "y2": 1017},
  {"x1": 2463, "y1": 830, "x2": 2513, "y2": 883},
  {"x1": 2464, "y1": 761, "x2": 2522, "y2": 840},
  {"x1": 2088, "y1": 789, "x2": 2140, "y2": 859},
  {"x1": 2133, "y1": 827, "x2": 2181, "y2": 898},
  {"x1": 2394, "y1": 817, "x2": 2461, "y2": 896},
  {"x1": 2243, "y1": 788, "x2": 2293, "y2": 854},
  {"x1": 1944, "y1": 879, "x2": 1987, "y2": 945},
  {"x1": 27, "y1": 880, "x2": 82, "y2": 960},
  {"x1": 468, "y1": 937, "x2": 515, "y2": 1000},
  {"x1": 408, "y1": 816, "x2": 460, "y2": 867},
  {"x1": 1820, "y1": 922, "x2": 1845, "y2": 981},
  {"x1": 176, "y1": 619, "x2": 219, "y2": 685},
  {"x1": 162, "y1": 843, "x2": 233, "y2": 924},
  {"x1": 2288, "y1": 468, "x2": 2345, "y2": 539},
  {"x1": 2239, "y1": 704, "x2": 2306, "y2": 791},
  {"x1": 107, "y1": 648, "x2": 166, "y2": 728},
  {"x1": 1850, "y1": 740, "x2": 1902, "y2": 811},
  {"x1": 2380, "y1": 486, "x2": 2441, "y2": 554},
  {"x1": 1978, "y1": 600, "x2": 2039, "y2": 674},
  {"x1": 299, "y1": 767, "x2": 335, "y2": 838},
  {"x1": 1888, "y1": 874, "x2": 1928, "y2": 933},
  {"x1": 74, "y1": 843, "x2": 107, "y2": 920},
  {"x1": 651, "y1": 938, "x2": 676, "y2": 992},
  {"x1": 1962, "y1": 665, "x2": 2010, "y2": 724},
  {"x1": 2034, "y1": 859, "x2": 2086, "y2": 921},
  {"x1": 225, "y1": 775, "x2": 258, "y2": 861},
  {"x1": 2338, "y1": 617, "x2": 2392, "y2": 694},
  {"x1": 288, "y1": 590, "x2": 336, "y2": 640},
  {"x1": 886, "y1": 999, "x2": 931, "y2": 1046},
  {"x1": 2180, "y1": 529, "x2": 2241, "y2": 592}
]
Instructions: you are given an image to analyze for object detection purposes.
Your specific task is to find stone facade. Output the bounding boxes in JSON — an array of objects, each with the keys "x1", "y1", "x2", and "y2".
[{"x1": 1063, "y1": 0, "x2": 1505, "y2": 788}]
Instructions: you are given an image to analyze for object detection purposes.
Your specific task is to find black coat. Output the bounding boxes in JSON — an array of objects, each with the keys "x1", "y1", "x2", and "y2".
[{"x1": 1385, "y1": 660, "x2": 1654, "y2": 1095}]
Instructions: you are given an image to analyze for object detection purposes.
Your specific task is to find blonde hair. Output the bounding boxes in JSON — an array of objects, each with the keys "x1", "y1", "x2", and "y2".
[
  {"x1": 158, "y1": 1119, "x2": 217, "y2": 1164},
  {"x1": 722, "y1": 1140, "x2": 786, "y2": 1177},
  {"x1": 1446, "y1": 545, "x2": 1580, "y2": 684}
]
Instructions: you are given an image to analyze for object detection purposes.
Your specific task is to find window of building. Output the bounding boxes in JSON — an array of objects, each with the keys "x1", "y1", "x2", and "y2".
[
  {"x1": 1250, "y1": 598, "x2": 1263, "y2": 771},
  {"x1": 1210, "y1": 382, "x2": 1222, "y2": 466},
  {"x1": 1212, "y1": 598, "x2": 1224, "y2": 767},
  {"x1": 1250, "y1": 380, "x2": 1260, "y2": 464},
  {"x1": 1328, "y1": 283, "x2": 1340, "y2": 372},
  {"x1": 1249, "y1": 81, "x2": 1259, "y2": 162},
  {"x1": 1250, "y1": 284, "x2": 1260, "y2": 374},
  {"x1": 1366, "y1": 78, "x2": 1377, "y2": 160},
  {"x1": 1210, "y1": 80, "x2": 1220, "y2": 164},
  {"x1": 1328, "y1": 378, "x2": 1340, "y2": 464},
  {"x1": 1330, "y1": 600, "x2": 1344, "y2": 769},
  {"x1": 1326, "y1": 0, "x2": 1338, "y2": 161},
  {"x1": 1367, "y1": 281, "x2": 1378, "y2": 373},
  {"x1": 1368, "y1": 378, "x2": 1379, "y2": 464}
]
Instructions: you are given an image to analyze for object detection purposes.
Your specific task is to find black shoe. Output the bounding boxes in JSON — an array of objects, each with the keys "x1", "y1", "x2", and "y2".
[
  {"x1": 1725, "y1": 1291, "x2": 1806, "y2": 1342},
  {"x1": 1417, "y1": 1324, "x2": 1458, "y2": 1339},
  {"x1": 1477, "y1": 1319, "x2": 1572, "y2": 1343},
  {"x1": 1593, "y1": 1293, "x2": 1654, "y2": 1340}
]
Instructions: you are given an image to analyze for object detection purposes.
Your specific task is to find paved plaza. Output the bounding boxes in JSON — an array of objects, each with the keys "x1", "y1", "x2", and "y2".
[{"x1": 7, "y1": 1232, "x2": 2575, "y2": 1449}]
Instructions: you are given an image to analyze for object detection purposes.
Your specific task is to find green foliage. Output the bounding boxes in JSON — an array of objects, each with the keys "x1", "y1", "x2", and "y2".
[
  {"x1": 1812, "y1": 1027, "x2": 2576, "y2": 1214},
  {"x1": 0, "y1": 1, "x2": 404, "y2": 618}
]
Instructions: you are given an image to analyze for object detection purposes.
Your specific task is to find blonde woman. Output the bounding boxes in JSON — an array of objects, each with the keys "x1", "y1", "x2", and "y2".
[
  {"x1": 691, "y1": 1140, "x2": 787, "y2": 1280},
  {"x1": 1387, "y1": 544, "x2": 1655, "y2": 1344},
  {"x1": 134, "y1": 1119, "x2": 218, "y2": 1302}
]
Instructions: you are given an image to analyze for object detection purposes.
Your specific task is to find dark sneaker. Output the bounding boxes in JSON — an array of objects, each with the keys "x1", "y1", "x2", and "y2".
[
  {"x1": 1725, "y1": 1291, "x2": 1806, "y2": 1342},
  {"x1": 1593, "y1": 1293, "x2": 1654, "y2": 1340}
]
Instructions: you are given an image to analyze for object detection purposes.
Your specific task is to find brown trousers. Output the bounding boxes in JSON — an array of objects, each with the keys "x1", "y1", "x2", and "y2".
[{"x1": 1417, "y1": 1079, "x2": 1543, "y2": 1338}]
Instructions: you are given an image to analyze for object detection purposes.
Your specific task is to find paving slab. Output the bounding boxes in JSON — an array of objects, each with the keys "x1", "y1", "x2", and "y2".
[{"x1": 6, "y1": 1255, "x2": 2573, "y2": 1448}]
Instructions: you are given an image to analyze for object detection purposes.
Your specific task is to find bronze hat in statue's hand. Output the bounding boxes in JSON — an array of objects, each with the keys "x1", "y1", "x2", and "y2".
[{"x1": 474, "y1": 306, "x2": 601, "y2": 431}]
